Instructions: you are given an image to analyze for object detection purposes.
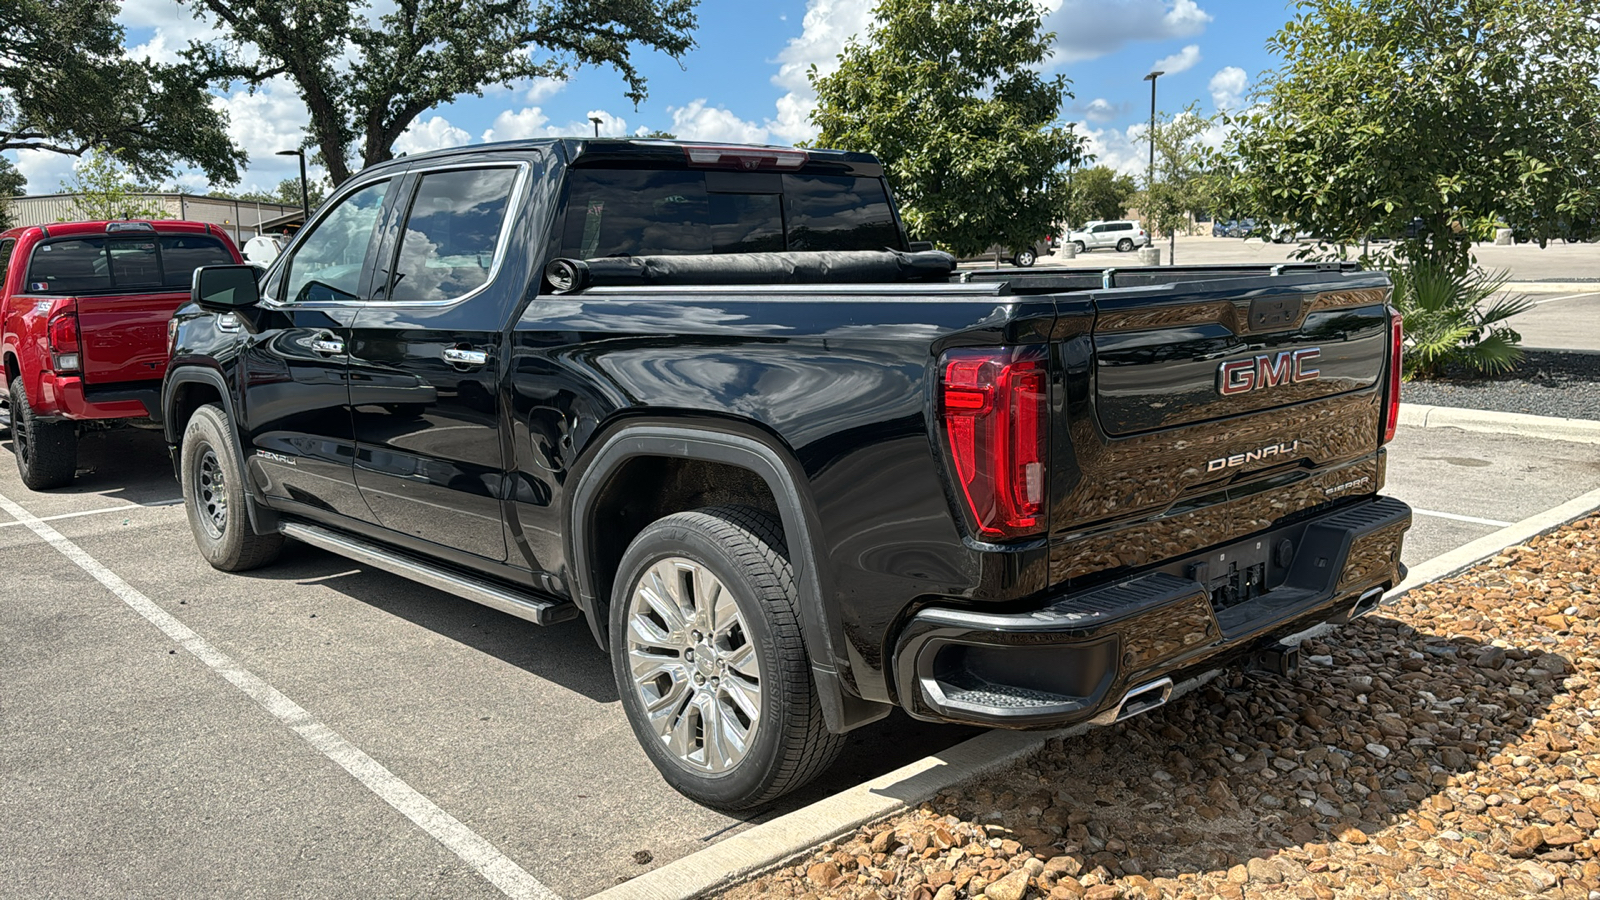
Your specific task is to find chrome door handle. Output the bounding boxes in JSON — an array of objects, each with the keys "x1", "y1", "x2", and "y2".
[
  {"x1": 442, "y1": 347, "x2": 488, "y2": 366},
  {"x1": 311, "y1": 337, "x2": 345, "y2": 355}
]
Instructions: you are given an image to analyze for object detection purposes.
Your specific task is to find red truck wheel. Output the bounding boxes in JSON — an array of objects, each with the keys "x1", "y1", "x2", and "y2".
[{"x1": 9, "y1": 378, "x2": 77, "y2": 490}]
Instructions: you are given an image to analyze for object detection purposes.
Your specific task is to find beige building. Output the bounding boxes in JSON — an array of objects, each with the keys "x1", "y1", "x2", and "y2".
[{"x1": 3, "y1": 193, "x2": 300, "y2": 245}]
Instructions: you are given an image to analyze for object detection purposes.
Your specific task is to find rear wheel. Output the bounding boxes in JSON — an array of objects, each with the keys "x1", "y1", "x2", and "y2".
[
  {"x1": 180, "y1": 404, "x2": 283, "y2": 571},
  {"x1": 10, "y1": 377, "x2": 77, "y2": 490},
  {"x1": 610, "y1": 506, "x2": 844, "y2": 810},
  {"x1": 1116, "y1": 238, "x2": 1135, "y2": 252},
  {"x1": 1012, "y1": 248, "x2": 1036, "y2": 267}
]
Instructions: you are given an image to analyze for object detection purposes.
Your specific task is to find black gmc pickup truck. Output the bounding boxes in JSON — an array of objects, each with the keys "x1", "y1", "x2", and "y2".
[{"x1": 164, "y1": 139, "x2": 1411, "y2": 810}]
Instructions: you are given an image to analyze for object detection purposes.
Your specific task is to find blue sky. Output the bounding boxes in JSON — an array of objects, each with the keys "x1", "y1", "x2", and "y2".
[{"x1": 8, "y1": 0, "x2": 1294, "y2": 195}]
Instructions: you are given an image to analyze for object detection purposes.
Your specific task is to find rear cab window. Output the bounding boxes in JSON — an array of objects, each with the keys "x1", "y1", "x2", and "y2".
[
  {"x1": 559, "y1": 169, "x2": 903, "y2": 259},
  {"x1": 24, "y1": 234, "x2": 235, "y2": 295}
]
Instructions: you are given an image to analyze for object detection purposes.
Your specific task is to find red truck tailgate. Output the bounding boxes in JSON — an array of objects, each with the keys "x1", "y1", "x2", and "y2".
[{"x1": 76, "y1": 290, "x2": 191, "y2": 383}]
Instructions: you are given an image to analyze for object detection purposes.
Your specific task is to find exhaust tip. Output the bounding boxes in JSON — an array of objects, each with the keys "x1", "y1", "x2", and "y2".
[
  {"x1": 1351, "y1": 586, "x2": 1385, "y2": 619},
  {"x1": 1091, "y1": 677, "x2": 1174, "y2": 726}
]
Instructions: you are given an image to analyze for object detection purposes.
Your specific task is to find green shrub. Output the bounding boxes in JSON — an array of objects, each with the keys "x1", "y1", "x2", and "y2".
[{"x1": 1386, "y1": 258, "x2": 1532, "y2": 380}]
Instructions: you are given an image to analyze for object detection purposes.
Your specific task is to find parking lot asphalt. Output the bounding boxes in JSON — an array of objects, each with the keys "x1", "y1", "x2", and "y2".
[{"x1": 3, "y1": 417, "x2": 1597, "y2": 899}]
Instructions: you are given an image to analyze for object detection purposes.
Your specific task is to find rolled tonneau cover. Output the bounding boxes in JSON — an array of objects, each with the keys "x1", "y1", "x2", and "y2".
[{"x1": 554, "y1": 249, "x2": 956, "y2": 290}]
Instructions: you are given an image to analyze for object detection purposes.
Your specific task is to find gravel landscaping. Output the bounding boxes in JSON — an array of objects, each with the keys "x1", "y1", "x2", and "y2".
[
  {"x1": 1402, "y1": 350, "x2": 1600, "y2": 421},
  {"x1": 721, "y1": 514, "x2": 1600, "y2": 900}
]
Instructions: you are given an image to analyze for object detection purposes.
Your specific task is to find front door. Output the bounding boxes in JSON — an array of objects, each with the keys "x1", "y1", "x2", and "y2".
[
  {"x1": 348, "y1": 162, "x2": 527, "y2": 562},
  {"x1": 241, "y1": 177, "x2": 396, "y2": 522}
]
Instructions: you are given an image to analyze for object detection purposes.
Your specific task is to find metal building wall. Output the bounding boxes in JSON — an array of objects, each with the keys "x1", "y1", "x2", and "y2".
[{"x1": 3, "y1": 194, "x2": 298, "y2": 244}]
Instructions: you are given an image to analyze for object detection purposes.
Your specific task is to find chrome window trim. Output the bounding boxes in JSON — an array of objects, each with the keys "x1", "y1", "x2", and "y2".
[{"x1": 366, "y1": 160, "x2": 533, "y2": 309}]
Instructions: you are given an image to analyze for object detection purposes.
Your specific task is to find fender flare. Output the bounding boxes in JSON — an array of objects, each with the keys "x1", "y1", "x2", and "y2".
[
  {"x1": 568, "y1": 423, "x2": 891, "y2": 733},
  {"x1": 162, "y1": 365, "x2": 279, "y2": 535}
]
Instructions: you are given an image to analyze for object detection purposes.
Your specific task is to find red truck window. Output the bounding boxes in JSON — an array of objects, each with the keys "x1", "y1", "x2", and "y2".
[{"x1": 24, "y1": 235, "x2": 234, "y2": 294}]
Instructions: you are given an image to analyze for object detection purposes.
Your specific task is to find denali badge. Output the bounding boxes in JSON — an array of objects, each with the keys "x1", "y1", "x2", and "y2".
[
  {"x1": 1218, "y1": 348, "x2": 1321, "y2": 396},
  {"x1": 1207, "y1": 440, "x2": 1300, "y2": 472}
]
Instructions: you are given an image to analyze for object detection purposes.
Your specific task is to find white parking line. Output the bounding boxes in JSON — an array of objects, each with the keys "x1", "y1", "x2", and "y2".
[
  {"x1": 0, "y1": 502, "x2": 176, "y2": 528},
  {"x1": 1533, "y1": 290, "x2": 1600, "y2": 305},
  {"x1": 0, "y1": 489, "x2": 561, "y2": 900},
  {"x1": 1411, "y1": 507, "x2": 1515, "y2": 528}
]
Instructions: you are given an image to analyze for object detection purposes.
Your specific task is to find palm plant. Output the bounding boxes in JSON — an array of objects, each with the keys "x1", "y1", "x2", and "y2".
[{"x1": 1385, "y1": 258, "x2": 1533, "y2": 380}]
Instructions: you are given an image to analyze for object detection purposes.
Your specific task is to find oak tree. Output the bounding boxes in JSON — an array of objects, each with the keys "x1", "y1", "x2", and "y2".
[
  {"x1": 184, "y1": 0, "x2": 699, "y2": 185},
  {"x1": 0, "y1": 0, "x2": 243, "y2": 183}
]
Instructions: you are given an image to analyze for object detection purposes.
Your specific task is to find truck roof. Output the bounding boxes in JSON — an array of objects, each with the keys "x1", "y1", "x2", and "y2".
[
  {"x1": 1, "y1": 220, "x2": 225, "y2": 241},
  {"x1": 384, "y1": 138, "x2": 887, "y2": 178}
]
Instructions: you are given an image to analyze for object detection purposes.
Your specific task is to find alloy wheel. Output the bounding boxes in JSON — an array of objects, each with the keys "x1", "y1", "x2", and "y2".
[
  {"x1": 196, "y1": 447, "x2": 228, "y2": 537},
  {"x1": 625, "y1": 557, "x2": 762, "y2": 774}
]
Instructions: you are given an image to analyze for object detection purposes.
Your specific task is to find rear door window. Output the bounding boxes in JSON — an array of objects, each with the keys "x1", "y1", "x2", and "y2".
[
  {"x1": 559, "y1": 168, "x2": 903, "y2": 258},
  {"x1": 386, "y1": 167, "x2": 518, "y2": 303}
]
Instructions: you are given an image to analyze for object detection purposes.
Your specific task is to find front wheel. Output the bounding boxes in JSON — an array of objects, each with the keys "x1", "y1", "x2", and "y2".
[
  {"x1": 1116, "y1": 238, "x2": 1135, "y2": 252},
  {"x1": 180, "y1": 404, "x2": 283, "y2": 571},
  {"x1": 1072, "y1": 241, "x2": 1086, "y2": 254},
  {"x1": 10, "y1": 377, "x2": 77, "y2": 490},
  {"x1": 1012, "y1": 248, "x2": 1036, "y2": 267},
  {"x1": 610, "y1": 506, "x2": 844, "y2": 810}
]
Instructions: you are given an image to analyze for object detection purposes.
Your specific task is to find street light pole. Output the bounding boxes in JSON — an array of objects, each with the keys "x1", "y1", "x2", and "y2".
[
  {"x1": 274, "y1": 148, "x2": 309, "y2": 225},
  {"x1": 589, "y1": 116, "x2": 603, "y2": 137},
  {"x1": 1143, "y1": 70, "x2": 1164, "y2": 263}
]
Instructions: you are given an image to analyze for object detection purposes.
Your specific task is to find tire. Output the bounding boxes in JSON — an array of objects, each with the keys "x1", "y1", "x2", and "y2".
[
  {"x1": 609, "y1": 505, "x2": 844, "y2": 810},
  {"x1": 180, "y1": 404, "x2": 283, "y2": 571},
  {"x1": 10, "y1": 377, "x2": 77, "y2": 490},
  {"x1": 1116, "y1": 238, "x2": 1135, "y2": 252},
  {"x1": 1072, "y1": 241, "x2": 1086, "y2": 254},
  {"x1": 1012, "y1": 248, "x2": 1036, "y2": 267}
]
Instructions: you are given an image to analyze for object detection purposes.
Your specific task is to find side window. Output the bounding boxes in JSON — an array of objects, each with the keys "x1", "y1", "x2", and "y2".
[
  {"x1": 282, "y1": 180, "x2": 390, "y2": 303},
  {"x1": 160, "y1": 236, "x2": 236, "y2": 288},
  {"x1": 0, "y1": 239, "x2": 14, "y2": 292},
  {"x1": 1091, "y1": 224, "x2": 1108, "y2": 234},
  {"x1": 387, "y1": 168, "x2": 518, "y2": 303}
]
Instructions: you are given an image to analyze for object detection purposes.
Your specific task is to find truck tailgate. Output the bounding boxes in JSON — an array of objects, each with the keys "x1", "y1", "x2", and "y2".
[
  {"x1": 77, "y1": 290, "x2": 189, "y2": 383},
  {"x1": 1049, "y1": 269, "x2": 1395, "y2": 582}
]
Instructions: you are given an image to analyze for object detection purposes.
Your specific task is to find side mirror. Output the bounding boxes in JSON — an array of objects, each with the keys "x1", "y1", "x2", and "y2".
[{"x1": 192, "y1": 265, "x2": 261, "y2": 310}]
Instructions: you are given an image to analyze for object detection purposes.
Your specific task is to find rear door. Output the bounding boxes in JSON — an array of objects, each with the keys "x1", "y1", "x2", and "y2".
[{"x1": 348, "y1": 160, "x2": 530, "y2": 561}]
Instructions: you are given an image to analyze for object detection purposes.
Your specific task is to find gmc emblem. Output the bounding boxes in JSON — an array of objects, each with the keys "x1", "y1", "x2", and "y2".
[{"x1": 1218, "y1": 348, "x2": 1321, "y2": 396}]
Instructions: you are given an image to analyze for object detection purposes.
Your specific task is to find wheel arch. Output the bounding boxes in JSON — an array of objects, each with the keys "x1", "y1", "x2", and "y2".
[
  {"x1": 163, "y1": 365, "x2": 278, "y2": 535},
  {"x1": 567, "y1": 420, "x2": 891, "y2": 733}
]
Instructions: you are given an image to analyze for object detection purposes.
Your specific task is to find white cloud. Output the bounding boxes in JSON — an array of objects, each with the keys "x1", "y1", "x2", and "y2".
[
  {"x1": 1209, "y1": 66, "x2": 1248, "y2": 111},
  {"x1": 1153, "y1": 44, "x2": 1201, "y2": 76},
  {"x1": 1077, "y1": 98, "x2": 1126, "y2": 124},
  {"x1": 1043, "y1": 0, "x2": 1211, "y2": 64},
  {"x1": 669, "y1": 100, "x2": 772, "y2": 144},
  {"x1": 765, "y1": 0, "x2": 876, "y2": 144},
  {"x1": 1076, "y1": 122, "x2": 1150, "y2": 180},
  {"x1": 394, "y1": 115, "x2": 471, "y2": 156},
  {"x1": 483, "y1": 107, "x2": 552, "y2": 143},
  {"x1": 526, "y1": 78, "x2": 566, "y2": 103},
  {"x1": 9, "y1": 150, "x2": 79, "y2": 194}
]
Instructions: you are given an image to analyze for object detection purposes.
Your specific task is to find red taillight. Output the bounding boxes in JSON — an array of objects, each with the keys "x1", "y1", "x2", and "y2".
[
  {"x1": 683, "y1": 145, "x2": 808, "y2": 170},
  {"x1": 941, "y1": 347, "x2": 1048, "y2": 539},
  {"x1": 1381, "y1": 306, "x2": 1403, "y2": 443},
  {"x1": 47, "y1": 309, "x2": 81, "y2": 374}
]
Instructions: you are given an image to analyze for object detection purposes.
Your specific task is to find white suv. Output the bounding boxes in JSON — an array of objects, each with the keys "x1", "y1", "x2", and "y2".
[{"x1": 1067, "y1": 220, "x2": 1148, "y2": 253}]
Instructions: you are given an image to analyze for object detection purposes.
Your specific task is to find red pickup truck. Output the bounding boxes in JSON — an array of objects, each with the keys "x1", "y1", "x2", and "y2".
[{"x1": 0, "y1": 220, "x2": 242, "y2": 488}]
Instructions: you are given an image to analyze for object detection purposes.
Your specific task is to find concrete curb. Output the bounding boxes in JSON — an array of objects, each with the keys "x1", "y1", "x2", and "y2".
[
  {"x1": 1398, "y1": 403, "x2": 1600, "y2": 445},
  {"x1": 591, "y1": 480, "x2": 1600, "y2": 900},
  {"x1": 1388, "y1": 485, "x2": 1600, "y2": 602},
  {"x1": 1503, "y1": 282, "x2": 1600, "y2": 294},
  {"x1": 587, "y1": 727, "x2": 1080, "y2": 900}
]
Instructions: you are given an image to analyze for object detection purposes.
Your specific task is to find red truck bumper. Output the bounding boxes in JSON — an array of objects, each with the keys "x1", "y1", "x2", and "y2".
[{"x1": 36, "y1": 373, "x2": 161, "y2": 422}]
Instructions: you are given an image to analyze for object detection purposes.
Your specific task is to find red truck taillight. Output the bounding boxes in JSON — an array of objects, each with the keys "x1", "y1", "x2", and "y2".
[
  {"x1": 47, "y1": 309, "x2": 81, "y2": 374},
  {"x1": 941, "y1": 347, "x2": 1048, "y2": 539},
  {"x1": 1381, "y1": 307, "x2": 1403, "y2": 444}
]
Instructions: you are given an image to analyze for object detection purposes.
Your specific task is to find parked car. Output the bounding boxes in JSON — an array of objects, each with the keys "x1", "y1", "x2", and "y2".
[
  {"x1": 0, "y1": 220, "x2": 241, "y2": 488},
  {"x1": 164, "y1": 138, "x2": 1411, "y2": 811},
  {"x1": 1066, "y1": 220, "x2": 1148, "y2": 252},
  {"x1": 1212, "y1": 219, "x2": 1235, "y2": 238},
  {"x1": 971, "y1": 238, "x2": 1051, "y2": 267}
]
